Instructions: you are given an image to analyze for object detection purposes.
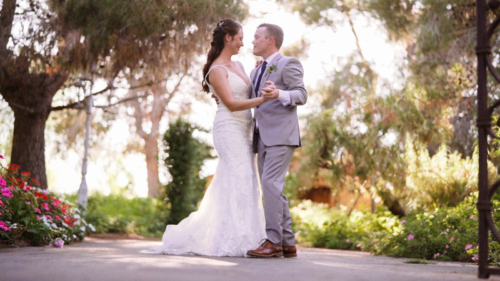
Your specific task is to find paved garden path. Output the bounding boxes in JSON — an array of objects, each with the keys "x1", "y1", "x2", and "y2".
[{"x1": 1, "y1": 237, "x2": 499, "y2": 281}]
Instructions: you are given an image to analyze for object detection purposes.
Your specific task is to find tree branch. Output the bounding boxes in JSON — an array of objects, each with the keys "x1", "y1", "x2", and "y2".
[
  {"x1": 6, "y1": 101, "x2": 36, "y2": 114},
  {"x1": 162, "y1": 72, "x2": 187, "y2": 108},
  {"x1": 94, "y1": 94, "x2": 150, "y2": 109},
  {"x1": 51, "y1": 77, "x2": 173, "y2": 112},
  {"x1": 345, "y1": 9, "x2": 366, "y2": 63}
]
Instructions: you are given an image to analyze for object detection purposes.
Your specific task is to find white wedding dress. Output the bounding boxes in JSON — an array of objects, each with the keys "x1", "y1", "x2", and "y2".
[{"x1": 141, "y1": 65, "x2": 266, "y2": 256}]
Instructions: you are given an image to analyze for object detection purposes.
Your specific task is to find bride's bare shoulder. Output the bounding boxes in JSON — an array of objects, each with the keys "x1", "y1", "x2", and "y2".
[{"x1": 233, "y1": 61, "x2": 245, "y2": 71}]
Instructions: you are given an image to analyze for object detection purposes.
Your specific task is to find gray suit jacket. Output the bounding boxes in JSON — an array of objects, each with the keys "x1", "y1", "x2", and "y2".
[{"x1": 250, "y1": 53, "x2": 307, "y2": 152}]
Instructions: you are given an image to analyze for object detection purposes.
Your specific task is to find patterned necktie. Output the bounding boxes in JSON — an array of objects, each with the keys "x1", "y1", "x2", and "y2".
[{"x1": 254, "y1": 61, "x2": 267, "y2": 96}]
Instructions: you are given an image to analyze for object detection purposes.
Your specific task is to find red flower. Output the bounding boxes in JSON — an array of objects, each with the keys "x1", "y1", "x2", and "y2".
[
  {"x1": 64, "y1": 219, "x2": 74, "y2": 227},
  {"x1": 34, "y1": 191, "x2": 49, "y2": 200},
  {"x1": 21, "y1": 171, "x2": 31, "y2": 176}
]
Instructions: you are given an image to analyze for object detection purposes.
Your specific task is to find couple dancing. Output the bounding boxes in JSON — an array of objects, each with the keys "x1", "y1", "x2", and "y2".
[{"x1": 141, "y1": 19, "x2": 307, "y2": 258}]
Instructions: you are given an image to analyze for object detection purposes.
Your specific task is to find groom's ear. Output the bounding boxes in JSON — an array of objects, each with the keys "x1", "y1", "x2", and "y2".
[{"x1": 268, "y1": 36, "x2": 276, "y2": 47}]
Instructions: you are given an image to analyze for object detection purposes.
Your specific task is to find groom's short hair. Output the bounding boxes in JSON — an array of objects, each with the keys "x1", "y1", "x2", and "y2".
[{"x1": 258, "y1": 23, "x2": 284, "y2": 49}]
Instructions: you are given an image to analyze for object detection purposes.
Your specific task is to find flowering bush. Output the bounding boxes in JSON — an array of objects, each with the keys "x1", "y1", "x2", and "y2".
[
  {"x1": 291, "y1": 193, "x2": 498, "y2": 264},
  {"x1": 0, "y1": 157, "x2": 93, "y2": 246}
]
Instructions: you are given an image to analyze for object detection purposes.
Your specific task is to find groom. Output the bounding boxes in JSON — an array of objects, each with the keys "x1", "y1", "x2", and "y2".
[{"x1": 246, "y1": 23, "x2": 307, "y2": 258}]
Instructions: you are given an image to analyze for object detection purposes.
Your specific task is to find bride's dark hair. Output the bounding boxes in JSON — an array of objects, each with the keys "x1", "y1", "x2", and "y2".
[{"x1": 202, "y1": 19, "x2": 242, "y2": 93}]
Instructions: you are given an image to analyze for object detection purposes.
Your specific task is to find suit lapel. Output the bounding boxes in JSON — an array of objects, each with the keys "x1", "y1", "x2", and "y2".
[
  {"x1": 258, "y1": 53, "x2": 283, "y2": 92},
  {"x1": 250, "y1": 68, "x2": 257, "y2": 98}
]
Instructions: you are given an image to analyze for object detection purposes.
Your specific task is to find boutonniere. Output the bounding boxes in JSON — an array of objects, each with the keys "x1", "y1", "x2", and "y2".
[{"x1": 267, "y1": 64, "x2": 278, "y2": 74}]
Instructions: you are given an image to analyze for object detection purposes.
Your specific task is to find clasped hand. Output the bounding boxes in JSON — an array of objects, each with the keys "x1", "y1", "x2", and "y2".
[{"x1": 261, "y1": 81, "x2": 279, "y2": 101}]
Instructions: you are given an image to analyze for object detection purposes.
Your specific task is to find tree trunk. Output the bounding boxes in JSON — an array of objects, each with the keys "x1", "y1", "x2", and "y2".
[
  {"x1": 128, "y1": 77, "x2": 177, "y2": 197},
  {"x1": 378, "y1": 189, "x2": 406, "y2": 217},
  {"x1": 145, "y1": 136, "x2": 160, "y2": 197},
  {"x1": 10, "y1": 105, "x2": 51, "y2": 189},
  {"x1": 1, "y1": 71, "x2": 68, "y2": 189}
]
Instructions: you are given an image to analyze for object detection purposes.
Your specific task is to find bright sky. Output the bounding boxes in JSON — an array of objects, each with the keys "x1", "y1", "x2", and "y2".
[{"x1": 3, "y1": 0, "x2": 406, "y2": 197}]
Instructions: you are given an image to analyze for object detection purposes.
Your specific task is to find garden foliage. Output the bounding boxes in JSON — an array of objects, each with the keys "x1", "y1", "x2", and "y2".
[
  {"x1": 291, "y1": 193, "x2": 499, "y2": 264},
  {"x1": 82, "y1": 193, "x2": 167, "y2": 238},
  {"x1": 0, "y1": 157, "x2": 92, "y2": 246},
  {"x1": 162, "y1": 118, "x2": 213, "y2": 224}
]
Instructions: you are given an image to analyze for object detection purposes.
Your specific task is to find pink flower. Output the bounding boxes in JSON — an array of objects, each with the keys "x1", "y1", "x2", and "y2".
[
  {"x1": 356, "y1": 243, "x2": 362, "y2": 248},
  {"x1": 0, "y1": 200, "x2": 3, "y2": 206},
  {"x1": 401, "y1": 220, "x2": 406, "y2": 224},
  {"x1": 470, "y1": 215, "x2": 475, "y2": 219},
  {"x1": 472, "y1": 254, "x2": 479, "y2": 261},
  {"x1": 0, "y1": 221, "x2": 10, "y2": 231},
  {"x1": 52, "y1": 202, "x2": 58, "y2": 207},
  {"x1": 0, "y1": 176, "x2": 6, "y2": 189},
  {"x1": 37, "y1": 216, "x2": 41, "y2": 220},
  {"x1": 450, "y1": 237, "x2": 455, "y2": 243},
  {"x1": 465, "y1": 244, "x2": 473, "y2": 250},
  {"x1": 446, "y1": 244, "x2": 449, "y2": 248},
  {"x1": 56, "y1": 216, "x2": 61, "y2": 221},
  {"x1": 44, "y1": 215, "x2": 53, "y2": 220},
  {"x1": 1, "y1": 187, "x2": 12, "y2": 198},
  {"x1": 53, "y1": 239, "x2": 64, "y2": 248},
  {"x1": 35, "y1": 208, "x2": 41, "y2": 214},
  {"x1": 0, "y1": 155, "x2": 4, "y2": 159},
  {"x1": 408, "y1": 234, "x2": 414, "y2": 240},
  {"x1": 444, "y1": 251, "x2": 447, "y2": 254},
  {"x1": 42, "y1": 203, "x2": 49, "y2": 211},
  {"x1": 346, "y1": 239, "x2": 350, "y2": 243}
]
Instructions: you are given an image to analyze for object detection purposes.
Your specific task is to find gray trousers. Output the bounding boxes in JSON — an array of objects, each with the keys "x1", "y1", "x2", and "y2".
[{"x1": 257, "y1": 136, "x2": 296, "y2": 247}]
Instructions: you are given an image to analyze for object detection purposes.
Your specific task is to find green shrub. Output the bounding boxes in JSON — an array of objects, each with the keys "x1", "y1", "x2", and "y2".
[
  {"x1": 162, "y1": 118, "x2": 213, "y2": 224},
  {"x1": 404, "y1": 141, "x2": 482, "y2": 211},
  {"x1": 292, "y1": 193, "x2": 499, "y2": 264},
  {"x1": 80, "y1": 193, "x2": 168, "y2": 238}
]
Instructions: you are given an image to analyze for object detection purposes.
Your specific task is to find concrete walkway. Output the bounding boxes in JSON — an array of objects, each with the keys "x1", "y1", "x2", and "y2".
[{"x1": 1, "y1": 237, "x2": 498, "y2": 281}]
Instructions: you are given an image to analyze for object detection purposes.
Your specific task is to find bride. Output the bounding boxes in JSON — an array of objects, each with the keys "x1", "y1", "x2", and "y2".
[{"x1": 141, "y1": 19, "x2": 274, "y2": 256}]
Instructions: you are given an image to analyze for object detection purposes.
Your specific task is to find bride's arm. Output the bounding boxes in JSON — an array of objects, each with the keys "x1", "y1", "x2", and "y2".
[{"x1": 209, "y1": 67, "x2": 267, "y2": 112}]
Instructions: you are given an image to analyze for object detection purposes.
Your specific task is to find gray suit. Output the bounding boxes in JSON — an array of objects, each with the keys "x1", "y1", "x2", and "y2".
[{"x1": 250, "y1": 53, "x2": 307, "y2": 246}]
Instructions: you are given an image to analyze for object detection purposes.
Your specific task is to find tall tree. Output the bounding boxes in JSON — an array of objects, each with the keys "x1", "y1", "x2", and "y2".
[
  {"x1": 125, "y1": 70, "x2": 187, "y2": 197},
  {"x1": 0, "y1": 0, "x2": 247, "y2": 189}
]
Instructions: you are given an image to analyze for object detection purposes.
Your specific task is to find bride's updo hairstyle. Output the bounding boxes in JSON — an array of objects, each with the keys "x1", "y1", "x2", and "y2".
[{"x1": 202, "y1": 19, "x2": 242, "y2": 93}]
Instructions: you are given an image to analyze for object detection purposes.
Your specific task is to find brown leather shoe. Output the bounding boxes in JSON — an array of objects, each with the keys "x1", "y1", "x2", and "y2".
[
  {"x1": 247, "y1": 240, "x2": 283, "y2": 258},
  {"x1": 283, "y1": 245, "x2": 297, "y2": 258}
]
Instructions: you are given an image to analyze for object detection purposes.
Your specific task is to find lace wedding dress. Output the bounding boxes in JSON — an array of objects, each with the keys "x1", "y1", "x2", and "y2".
[{"x1": 141, "y1": 65, "x2": 266, "y2": 256}]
